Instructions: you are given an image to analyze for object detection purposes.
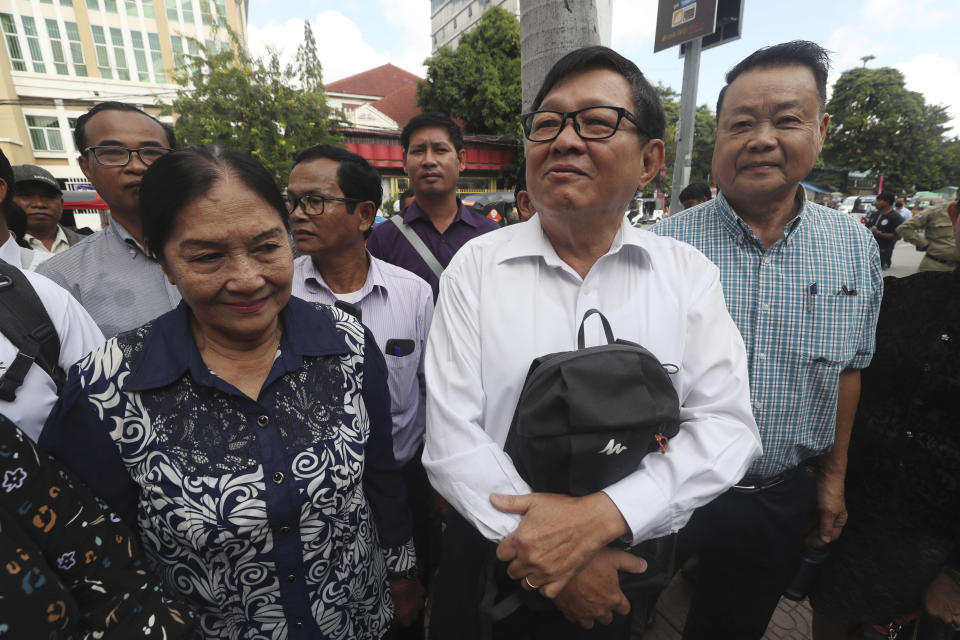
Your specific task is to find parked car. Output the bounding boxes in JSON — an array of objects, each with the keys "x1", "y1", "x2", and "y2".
[
  {"x1": 838, "y1": 196, "x2": 858, "y2": 214},
  {"x1": 852, "y1": 195, "x2": 876, "y2": 214},
  {"x1": 461, "y1": 192, "x2": 517, "y2": 226}
]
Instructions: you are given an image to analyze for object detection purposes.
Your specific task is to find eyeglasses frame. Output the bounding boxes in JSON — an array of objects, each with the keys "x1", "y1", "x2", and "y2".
[{"x1": 520, "y1": 106, "x2": 653, "y2": 143}]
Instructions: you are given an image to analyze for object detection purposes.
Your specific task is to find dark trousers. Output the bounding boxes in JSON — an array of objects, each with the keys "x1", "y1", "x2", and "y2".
[
  {"x1": 676, "y1": 467, "x2": 818, "y2": 640},
  {"x1": 430, "y1": 511, "x2": 649, "y2": 640}
]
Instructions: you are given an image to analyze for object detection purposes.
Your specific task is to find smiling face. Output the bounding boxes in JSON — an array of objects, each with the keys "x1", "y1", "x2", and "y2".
[
  {"x1": 525, "y1": 68, "x2": 663, "y2": 225},
  {"x1": 287, "y1": 157, "x2": 372, "y2": 256},
  {"x1": 160, "y1": 176, "x2": 294, "y2": 349},
  {"x1": 403, "y1": 126, "x2": 465, "y2": 199},
  {"x1": 713, "y1": 65, "x2": 829, "y2": 210},
  {"x1": 78, "y1": 109, "x2": 171, "y2": 223},
  {"x1": 14, "y1": 182, "x2": 62, "y2": 237}
]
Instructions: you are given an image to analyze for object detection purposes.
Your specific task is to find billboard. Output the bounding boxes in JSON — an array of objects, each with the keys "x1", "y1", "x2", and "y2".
[{"x1": 653, "y1": 0, "x2": 718, "y2": 53}]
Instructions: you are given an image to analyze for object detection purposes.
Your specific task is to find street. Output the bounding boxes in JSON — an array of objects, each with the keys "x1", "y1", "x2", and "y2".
[{"x1": 885, "y1": 237, "x2": 925, "y2": 278}]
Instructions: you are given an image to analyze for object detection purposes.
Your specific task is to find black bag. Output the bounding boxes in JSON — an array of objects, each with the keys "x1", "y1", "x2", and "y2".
[
  {"x1": 503, "y1": 308, "x2": 681, "y2": 595},
  {"x1": 0, "y1": 261, "x2": 64, "y2": 401}
]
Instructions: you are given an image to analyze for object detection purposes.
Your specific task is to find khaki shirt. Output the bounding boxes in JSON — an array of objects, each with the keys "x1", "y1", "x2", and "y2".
[{"x1": 897, "y1": 203, "x2": 959, "y2": 271}]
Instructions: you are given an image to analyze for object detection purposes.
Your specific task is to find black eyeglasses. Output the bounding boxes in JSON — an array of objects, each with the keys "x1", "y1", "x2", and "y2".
[
  {"x1": 284, "y1": 193, "x2": 360, "y2": 217},
  {"x1": 520, "y1": 106, "x2": 651, "y2": 142},
  {"x1": 83, "y1": 145, "x2": 172, "y2": 167}
]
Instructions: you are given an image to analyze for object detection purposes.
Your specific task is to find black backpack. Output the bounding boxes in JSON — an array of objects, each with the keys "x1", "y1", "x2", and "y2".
[{"x1": 0, "y1": 261, "x2": 64, "y2": 401}]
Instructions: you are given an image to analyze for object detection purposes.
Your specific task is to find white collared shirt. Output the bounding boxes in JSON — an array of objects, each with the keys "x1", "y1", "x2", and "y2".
[
  {"x1": 0, "y1": 254, "x2": 104, "y2": 441},
  {"x1": 423, "y1": 215, "x2": 762, "y2": 545},
  {"x1": 25, "y1": 225, "x2": 71, "y2": 254},
  {"x1": 292, "y1": 253, "x2": 434, "y2": 464},
  {"x1": 1, "y1": 233, "x2": 50, "y2": 270}
]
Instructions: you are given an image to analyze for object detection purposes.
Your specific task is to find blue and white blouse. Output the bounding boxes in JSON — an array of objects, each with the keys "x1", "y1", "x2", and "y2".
[{"x1": 41, "y1": 297, "x2": 416, "y2": 639}]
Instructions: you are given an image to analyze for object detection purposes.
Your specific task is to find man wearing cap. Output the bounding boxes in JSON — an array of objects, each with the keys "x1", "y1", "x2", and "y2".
[{"x1": 12, "y1": 165, "x2": 84, "y2": 255}]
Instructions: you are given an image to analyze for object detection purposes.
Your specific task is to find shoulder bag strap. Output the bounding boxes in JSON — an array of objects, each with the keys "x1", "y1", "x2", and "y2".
[{"x1": 390, "y1": 215, "x2": 444, "y2": 280}]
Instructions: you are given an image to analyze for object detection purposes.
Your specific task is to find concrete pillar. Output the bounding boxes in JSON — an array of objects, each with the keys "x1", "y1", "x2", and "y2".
[{"x1": 519, "y1": 0, "x2": 602, "y2": 110}]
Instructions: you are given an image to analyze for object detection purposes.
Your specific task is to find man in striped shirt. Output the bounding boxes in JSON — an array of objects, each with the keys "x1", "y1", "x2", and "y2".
[
  {"x1": 285, "y1": 144, "x2": 432, "y2": 635},
  {"x1": 654, "y1": 41, "x2": 883, "y2": 639}
]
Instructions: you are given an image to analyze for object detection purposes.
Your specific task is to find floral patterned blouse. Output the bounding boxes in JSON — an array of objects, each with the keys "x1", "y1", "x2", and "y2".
[
  {"x1": 0, "y1": 412, "x2": 198, "y2": 639},
  {"x1": 40, "y1": 298, "x2": 416, "y2": 639}
]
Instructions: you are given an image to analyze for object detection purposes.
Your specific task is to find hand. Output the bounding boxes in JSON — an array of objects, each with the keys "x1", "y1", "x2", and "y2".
[
  {"x1": 389, "y1": 577, "x2": 426, "y2": 628},
  {"x1": 491, "y1": 492, "x2": 629, "y2": 598},
  {"x1": 808, "y1": 467, "x2": 847, "y2": 547},
  {"x1": 923, "y1": 570, "x2": 960, "y2": 627},
  {"x1": 553, "y1": 548, "x2": 647, "y2": 629}
]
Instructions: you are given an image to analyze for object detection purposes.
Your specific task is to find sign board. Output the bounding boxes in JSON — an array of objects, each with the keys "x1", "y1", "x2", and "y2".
[
  {"x1": 653, "y1": 0, "x2": 718, "y2": 53},
  {"x1": 680, "y1": 0, "x2": 744, "y2": 56}
]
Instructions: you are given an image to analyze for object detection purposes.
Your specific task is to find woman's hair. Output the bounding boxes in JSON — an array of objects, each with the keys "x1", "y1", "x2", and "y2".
[{"x1": 139, "y1": 145, "x2": 289, "y2": 260}]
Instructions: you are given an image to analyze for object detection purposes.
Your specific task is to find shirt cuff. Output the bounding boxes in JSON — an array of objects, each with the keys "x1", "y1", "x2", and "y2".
[{"x1": 602, "y1": 471, "x2": 674, "y2": 546}]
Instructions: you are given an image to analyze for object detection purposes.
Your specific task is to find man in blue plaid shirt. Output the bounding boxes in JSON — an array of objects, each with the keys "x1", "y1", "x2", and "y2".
[{"x1": 654, "y1": 41, "x2": 883, "y2": 639}]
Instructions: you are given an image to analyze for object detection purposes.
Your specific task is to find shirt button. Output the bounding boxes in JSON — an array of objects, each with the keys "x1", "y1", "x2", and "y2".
[
  {"x1": 273, "y1": 471, "x2": 284, "y2": 484},
  {"x1": 753, "y1": 401, "x2": 762, "y2": 410},
  {"x1": 757, "y1": 353, "x2": 766, "y2": 360},
  {"x1": 759, "y1": 303, "x2": 770, "y2": 312},
  {"x1": 286, "y1": 574, "x2": 297, "y2": 584},
  {"x1": 129, "y1": 249, "x2": 136, "y2": 255},
  {"x1": 294, "y1": 621, "x2": 304, "y2": 631},
  {"x1": 257, "y1": 415, "x2": 269, "y2": 427},
  {"x1": 279, "y1": 525, "x2": 291, "y2": 535}
]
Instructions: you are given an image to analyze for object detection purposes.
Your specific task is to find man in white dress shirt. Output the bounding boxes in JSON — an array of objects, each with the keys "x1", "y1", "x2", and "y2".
[
  {"x1": 423, "y1": 46, "x2": 762, "y2": 638},
  {"x1": 285, "y1": 144, "x2": 433, "y2": 634}
]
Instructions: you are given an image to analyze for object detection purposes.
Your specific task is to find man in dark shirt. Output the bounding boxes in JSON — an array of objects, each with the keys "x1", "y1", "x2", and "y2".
[
  {"x1": 869, "y1": 191, "x2": 903, "y2": 269},
  {"x1": 366, "y1": 113, "x2": 500, "y2": 299}
]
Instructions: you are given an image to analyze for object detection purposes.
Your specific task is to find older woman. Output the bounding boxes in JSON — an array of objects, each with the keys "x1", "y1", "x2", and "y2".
[{"x1": 40, "y1": 145, "x2": 416, "y2": 639}]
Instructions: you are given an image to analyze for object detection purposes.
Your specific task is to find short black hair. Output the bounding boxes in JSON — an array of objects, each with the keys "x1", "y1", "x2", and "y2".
[
  {"x1": 401, "y1": 112, "x2": 464, "y2": 153},
  {"x1": 73, "y1": 101, "x2": 177, "y2": 152},
  {"x1": 876, "y1": 191, "x2": 895, "y2": 205},
  {"x1": 140, "y1": 145, "x2": 288, "y2": 261},
  {"x1": 0, "y1": 148, "x2": 14, "y2": 218},
  {"x1": 530, "y1": 46, "x2": 665, "y2": 141},
  {"x1": 291, "y1": 144, "x2": 383, "y2": 209},
  {"x1": 716, "y1": 41, "x2": 830, "y2": 117},
  {"x1": 679, "y1": 182, "x2": 712, "y2": 203}
]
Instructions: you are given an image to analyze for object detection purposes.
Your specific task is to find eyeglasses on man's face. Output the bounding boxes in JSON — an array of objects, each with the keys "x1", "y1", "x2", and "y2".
[
  {"x1": 520, "y1": 106, "x2": 651, "y2": 142},
  {"x1": 83, "y1": 145, "x2": 173, "y2": 167},
  {"x1": 283, "y1": 193, "x2": 360, "y2": 217}
]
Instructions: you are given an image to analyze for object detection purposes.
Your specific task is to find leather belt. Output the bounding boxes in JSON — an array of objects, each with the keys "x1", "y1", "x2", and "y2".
[
  {"x1": 732, "y1": 466, "x2": 804, "y2": 493},
  {"x1": 927, "y1": 254, "x2": 959, "y2": 267}
]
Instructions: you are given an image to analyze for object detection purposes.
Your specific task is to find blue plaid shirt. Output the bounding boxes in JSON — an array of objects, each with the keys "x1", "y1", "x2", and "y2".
[{"x1": 653, "y1": 191, "x2": 883, "y2": 477}]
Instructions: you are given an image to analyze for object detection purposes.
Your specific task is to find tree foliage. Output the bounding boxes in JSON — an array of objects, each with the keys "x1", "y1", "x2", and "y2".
[
  {"x1": 166, "y1": 24, "x2": 338, "y2": 183},
  {"x1": 823, "y1": 66, "x2": 952, "y2": 193},
  {"x1": 654, "y1": 84, "x2": 716, "y2": 196},
  {"x1": 416, "y1": 6, "x2": 521, "y2": 136}
]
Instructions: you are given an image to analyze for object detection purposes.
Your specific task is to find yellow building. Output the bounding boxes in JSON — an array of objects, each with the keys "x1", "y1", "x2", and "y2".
[{"x1": 0, "y1": 0, "x2": 247, "y2": 189}]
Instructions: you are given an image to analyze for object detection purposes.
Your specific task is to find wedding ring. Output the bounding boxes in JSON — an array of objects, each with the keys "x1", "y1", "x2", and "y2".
[{"x1": 523, "y1": 576, "x2": 540, "y2": 590}]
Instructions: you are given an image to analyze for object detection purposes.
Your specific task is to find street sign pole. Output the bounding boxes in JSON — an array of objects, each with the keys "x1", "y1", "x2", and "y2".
[{"x1": 669, "y1": 36, "x2": 701, "y2": 215}]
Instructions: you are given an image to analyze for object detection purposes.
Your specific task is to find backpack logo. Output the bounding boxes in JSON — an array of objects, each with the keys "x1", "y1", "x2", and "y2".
[{"x1": 599, "y1": 439, "x2": 628, "y2": 455}]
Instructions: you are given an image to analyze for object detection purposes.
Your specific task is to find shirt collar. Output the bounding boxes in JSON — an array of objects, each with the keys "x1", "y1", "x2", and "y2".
[
  {"x1": 494, "y1": 214, "x2": 653, "y2": 269},
  {"x1": 297, "y1": 252, "x2": 387, "y2": 303},
  {"x1": 402, "y1": 198, "x2": 484, "y2": 229},
  {"x1": 24, "y1": 226, "x2": 70, "y2": 253},
  {"x1": 124, "y1": 296, "x2": 350, "y2": 391},
  {"x1": 0, "y1": 234, "x2": 23, "y2": 267},
  {"x1": 107, "y1": 218, "x2": 152, "y2": 256},
  {"x1": 714, "y1": 187, "x2": 807, "y2": 249}
]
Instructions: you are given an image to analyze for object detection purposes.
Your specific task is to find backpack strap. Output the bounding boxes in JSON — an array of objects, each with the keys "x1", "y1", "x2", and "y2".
[
  {"x1": 0, "y1": 262, "x2": 64, "y2": 401},
  {"x1": 390, "y1": 215, "x2": 444, "y2": 280},
  {"x1": 577, "y1": 308, "x2": 615, "y2": 348}
]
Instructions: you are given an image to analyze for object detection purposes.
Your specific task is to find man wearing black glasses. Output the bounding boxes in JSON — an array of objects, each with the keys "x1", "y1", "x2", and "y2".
[
  {"x1": 423, "y1": 46, "x2": 760, "y2": 638},
  {"x1": 38, "y1": 102, "x2": 180, "y2": 337}
]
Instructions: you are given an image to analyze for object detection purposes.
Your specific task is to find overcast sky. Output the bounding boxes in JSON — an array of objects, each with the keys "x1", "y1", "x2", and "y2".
[{"x1": 248, "y1": 0, "x2": 960, "y2": 134}]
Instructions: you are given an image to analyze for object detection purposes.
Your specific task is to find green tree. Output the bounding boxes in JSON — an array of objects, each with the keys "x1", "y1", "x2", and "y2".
[
  {"x1": 823, "y1": 66, "x2": 949, "y2": 193},
  {"x1": 166, "y1": 25, "x2": 339, "y2": 183},
  {"x1": 654, "y1": 84, "x2": 716, "y2": 196},
  {"x1": 416, "y1": 6, "x2": 521, "y2": 136}
]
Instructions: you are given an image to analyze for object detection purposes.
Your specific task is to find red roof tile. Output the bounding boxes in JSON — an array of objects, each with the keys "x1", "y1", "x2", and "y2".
[
  {"x1": 325, "y1": 63, "x2": 422, "y2": 98},
  {"x1": 371, "y1": 84, "x2": 422, "y2": 129}
]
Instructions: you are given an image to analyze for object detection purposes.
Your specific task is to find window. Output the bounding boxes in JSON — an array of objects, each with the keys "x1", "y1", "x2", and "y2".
[
  {"x1": 170, "y1": 34, "x2": 184, "y2": 68},
  {"x1": 147, "y1": 32, "x2": 164, "y2": 81},
  {"x1": 143, "y1": 0, "x2": 155, "y2": 18},
  {"x1": 86, "y1": 0, "x2": 99, "y2": 9},
  {"x1": 104, "y1": 0, "x2": 119, "y2": 12},
  {"x1": 90, "y1": 25, "x2": 112, "y2": 78},
  {"x1": 125, "y1": 0, "x2": 139, "y2": 16},
  {"x1": 45, "y1": 20, "x2": 70, "y2": 75},
  {"x1": 165, "y1": 0, "x2": 177, "y2": 21},
  {"x1": 130, "y1": 31, "x2": 149, "y2": 81},
  {"x1": 0, "y1": 14, "x2": 26, "y2": 71},
  {"x1": 181, "y1": 0, "x2": 194, "y2": 23},
  {"x1": 200, "y1": 0, "x2": 213, "y2": 25},
  {"x1": 186, "y1": 38, "x2": 198, "y2": 56},
  {"x1": 110, "y1": 27, "x2": 129, "y2": 80},
  {"x1": 67, "y1": 117, "x2": 78, "y2": 151},
  {"x1": 21, "y1": 17, "x2": 46, "y2": 73},
  {"x1": 26, "y1": 115, "x2": 64, "y2": 152},
  {"x1": 64, "y1": 22, "x2": 88, "y2": 76},
  {"x1": 468, "y1": 5, "x2": 473, "y2": 17},
  {"x1": 214, "y1": 0, "x2": 225, "y2": 24}
]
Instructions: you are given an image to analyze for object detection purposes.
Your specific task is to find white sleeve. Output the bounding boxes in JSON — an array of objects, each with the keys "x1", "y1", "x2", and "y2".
[
  {"x1": 602, "y1": 264, "x2": 762, "y2": 544},
  {"x1": 422, "y1": 257, "x2": 531, "y2": 542}
]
